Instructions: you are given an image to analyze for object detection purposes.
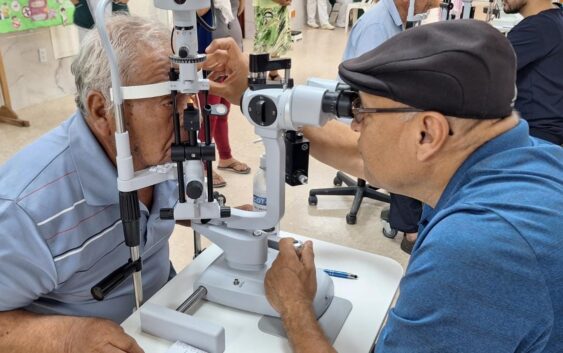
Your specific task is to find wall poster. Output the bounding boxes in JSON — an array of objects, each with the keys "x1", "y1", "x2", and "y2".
[{"x1": 0, "y1": 0, "x2": 75, "y2": 33}]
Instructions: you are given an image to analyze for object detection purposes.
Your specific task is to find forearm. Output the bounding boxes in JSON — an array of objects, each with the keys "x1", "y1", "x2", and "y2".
[
  {"x1": 281, "y1": 302, "x2": 337, "y2": 353},
  {"x1": 0, "y1": 310, "x2": 69, "y2": 353},
  {"x1": 303, "y1": 121, "x2": 365, "y2": 179}
]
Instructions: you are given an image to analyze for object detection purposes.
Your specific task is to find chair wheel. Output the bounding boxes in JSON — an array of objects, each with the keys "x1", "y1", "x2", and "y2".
[
  {"x1": 346, "y1": 214, "x2": 356, "y2": 225},
  {"x1": 213, "y1": 192, "x2": 226, "y2": 206},
  {"x1": 308, "y1": 195, "x2": 318, "y2": 206},
  {"x1": 382, "y1": 221, "x2": 398, "y2": 239},
  {"x1": 333, "y1": 176, "x2": 343, "y2": 186}
]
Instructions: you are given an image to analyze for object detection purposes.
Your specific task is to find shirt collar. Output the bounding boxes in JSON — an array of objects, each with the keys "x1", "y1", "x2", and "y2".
[
  {"x1": 420, "y1": 119, "x2": 532, "y2": 227},
  {"x1": 68, "y1": 111, "x2": 119, "y2": 206},
  {"x1": 382, "y1": 0, "x2": 404, "y2": 28}
]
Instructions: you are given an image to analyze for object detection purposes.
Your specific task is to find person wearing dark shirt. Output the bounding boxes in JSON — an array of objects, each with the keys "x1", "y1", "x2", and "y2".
[{"x1": 505, "y1": 0, "x2": 563, "y2": 145}]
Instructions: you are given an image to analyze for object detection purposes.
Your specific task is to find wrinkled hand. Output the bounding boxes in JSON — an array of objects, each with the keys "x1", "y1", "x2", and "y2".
[
  {"x1": 265, "y1": 238, "x2": 317, "y2": 316},
  {"x1": 64, "y1": 317, "x2": 143, "y2": 353},
  {"x1": 201, "y1": 38, "x2": 249, "y2": 105}
]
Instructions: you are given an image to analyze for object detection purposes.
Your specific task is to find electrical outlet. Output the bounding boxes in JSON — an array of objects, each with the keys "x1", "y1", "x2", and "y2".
[{"x1": 38, "y1": 48, "x2": 47, "y2": 63}]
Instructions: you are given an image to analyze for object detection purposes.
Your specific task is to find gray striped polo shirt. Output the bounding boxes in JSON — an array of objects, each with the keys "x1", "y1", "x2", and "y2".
[{"x1": 0, "y1": 111, "x2": 177, "y2": 322}]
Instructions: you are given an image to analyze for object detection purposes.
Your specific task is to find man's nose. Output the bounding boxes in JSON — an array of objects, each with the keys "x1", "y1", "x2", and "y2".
[
  {"x1": 176, "y1": 93, "x2": 191, "y2": 113},
  {"x1": 351, "y1": 119, "x2": 361, "y2": 132}
]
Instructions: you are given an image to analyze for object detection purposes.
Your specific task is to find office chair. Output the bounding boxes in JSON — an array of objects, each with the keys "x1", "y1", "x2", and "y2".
[{"x1": 308, "y1": 171, "x2": 390, "y2": 224}]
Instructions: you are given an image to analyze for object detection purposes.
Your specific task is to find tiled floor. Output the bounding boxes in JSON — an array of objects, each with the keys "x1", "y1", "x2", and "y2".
[{"x1": 0, "y1": 26, "x2": 410, "y2": 275}]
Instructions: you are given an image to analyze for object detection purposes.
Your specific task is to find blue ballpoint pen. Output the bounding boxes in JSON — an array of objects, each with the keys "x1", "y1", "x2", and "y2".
[{"x1": 322, "y1": 269, "x2": 358, "y2": 279}]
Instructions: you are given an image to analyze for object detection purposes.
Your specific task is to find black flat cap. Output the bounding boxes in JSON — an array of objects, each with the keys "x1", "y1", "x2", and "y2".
[{"x1": 338, "y1": 19, "x2": 516, "y2": 119}]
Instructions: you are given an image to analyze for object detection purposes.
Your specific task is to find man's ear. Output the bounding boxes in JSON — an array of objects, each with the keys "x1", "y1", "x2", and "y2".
[
  {"x1": 416, "y1": 112, "x2": 450, "y2": 161},
  {"x1": 85, "y1": 91, "x2": 112, "y2": 137}
]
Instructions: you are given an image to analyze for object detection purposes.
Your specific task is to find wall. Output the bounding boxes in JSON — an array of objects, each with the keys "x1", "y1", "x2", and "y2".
[
  {"x1": 0, "y1": 28, "x2": 76, "y2": 111},
  {"x1": 0, "y1": 0, "x2": 166, "y2": 111},
  {"x1": 0, "y1": 0, "x2": 310, "y2": 111}
]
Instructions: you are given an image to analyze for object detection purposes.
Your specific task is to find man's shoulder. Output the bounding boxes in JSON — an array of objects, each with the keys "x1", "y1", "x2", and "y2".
[
  {"x1": 353, "y1": 2, "x2": 394, "y2": 28},
  {"x1": 421, "y1": 141, "x2": 563, "y2": 263},
  {"x1": 511, "y1": 8, "x2": 563, "y2": 35},
  {"x1": 0, "y1": 114, "x2": 82, "y2": 209}
]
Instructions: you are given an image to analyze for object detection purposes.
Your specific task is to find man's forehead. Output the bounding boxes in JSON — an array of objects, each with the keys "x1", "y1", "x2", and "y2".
[
  {"x1": 128, "y1": 46, "x2": 171, "y2": 86},
  {"x1": 115, "y1": 46, "x2": 173, "y2": 101}
]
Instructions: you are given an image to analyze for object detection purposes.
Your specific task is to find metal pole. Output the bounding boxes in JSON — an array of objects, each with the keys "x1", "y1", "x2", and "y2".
[
  {"x1": 130, "y1": 246, "x2": 143, "y2": 309},
  {"x1": 176, "y1": 286, "x2": 207, "y2": 313}
]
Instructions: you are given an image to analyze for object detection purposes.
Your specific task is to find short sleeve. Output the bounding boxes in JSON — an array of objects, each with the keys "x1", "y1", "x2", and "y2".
[
  {"x1": 375, "y1": 210, "x2": 553, "y2": 353},
  {"x1": 508, "y1": 18, "x2": 555, "y2": 71},
  {"x1": 0, "y1": 200, "x2": 58, "y2": 311}
]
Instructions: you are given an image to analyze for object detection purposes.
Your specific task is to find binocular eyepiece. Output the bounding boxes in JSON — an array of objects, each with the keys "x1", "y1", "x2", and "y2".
[{"x1": 321, "y1": 89, "x2": 358, "y2": 119}]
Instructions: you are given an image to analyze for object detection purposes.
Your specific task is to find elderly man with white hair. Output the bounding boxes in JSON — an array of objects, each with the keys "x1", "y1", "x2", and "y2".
[{"x1": 0, "y1": 15, "x2": 192, "y2": 353}]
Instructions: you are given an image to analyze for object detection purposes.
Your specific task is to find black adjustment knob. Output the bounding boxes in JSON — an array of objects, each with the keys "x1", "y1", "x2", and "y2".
[
  {"x1": 220, "y1": 206, "x2": 231, "y2": 218},
  {"x1": 186, "y1": 180, "x2": 204, "y2": 199},
  {"x1": 160, "y1": 208, "x2": 174, "y2": 220},
  {"x1": 179, "y1": 47, "x2": 189, "y2": 58},
  {"x1": 91, "y1": 260, "x2": 140, "y2": 301}
]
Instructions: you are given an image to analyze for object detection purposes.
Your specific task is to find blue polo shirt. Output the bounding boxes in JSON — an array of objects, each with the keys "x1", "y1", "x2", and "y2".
[
  {"x1": 507, "y1": 4, "x2": 563, "y2": 145},
  {"x1": 0, "y1": 111, "x2": 177, "y2": 323},
  {"x1": 376, "y1": 120, "x2": 563, "y2": 352},
  {"x1": 342, "y1": 0, "x2": 403, "y2": 61}
]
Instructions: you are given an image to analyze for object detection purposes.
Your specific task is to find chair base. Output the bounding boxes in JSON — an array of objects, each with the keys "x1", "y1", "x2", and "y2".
[{"x1": 308, "y1": 171, "x2": 390, "y2": 224}]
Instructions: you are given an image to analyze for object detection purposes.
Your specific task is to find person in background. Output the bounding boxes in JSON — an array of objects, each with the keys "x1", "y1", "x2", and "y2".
[
  {"x1": 333, "y1": 0, "x2": 353, "y2": 28},
  {"x1": 504, "y1": 0, "x2": 563, "y2": 145},
  {"x1": 253, "y1": 0, "x2": 293, "y2": 80},
  {"x1": 309, "y1": 0, "x2": 440, "y2": 254},
  {"x1": 306, "y1": 0, "x2": 335, "y2": 29},
  {"x1": 72, "y1": 0, "x2": 129, "y2": 41},
  {"x1": 197, "y1": 0, "x2": 251, "y2": 188}
]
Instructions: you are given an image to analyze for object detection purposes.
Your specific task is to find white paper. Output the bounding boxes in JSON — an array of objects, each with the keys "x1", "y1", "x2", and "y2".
[
  {"x1": 166, "y1": 341, "x2": 209, "y2": 353},
  {"x1": 49, "y1": 25, "x2": 80, "y2": 59}
]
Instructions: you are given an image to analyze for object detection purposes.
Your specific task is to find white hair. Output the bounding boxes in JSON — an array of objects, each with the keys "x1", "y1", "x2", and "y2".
[{"x1": 71, "y1": 14, "x2": 169, "y2": 117}]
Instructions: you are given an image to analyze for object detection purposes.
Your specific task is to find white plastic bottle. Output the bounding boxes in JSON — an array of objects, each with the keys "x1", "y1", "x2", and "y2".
[
  {"x1": 253, "y1": 154, "x2": 279, "y2": 234},
  {"x1": 253, "y1": 154, "x2": 268, "y2": 212}
]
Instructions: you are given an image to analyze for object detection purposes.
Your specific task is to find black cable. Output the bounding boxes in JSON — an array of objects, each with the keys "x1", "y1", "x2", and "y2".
[
  {"x1": 202, "y1": 88, "x2": 214, "y2": 202},
  {"x1": 196, "y1": 0, "x2": 217, "y2": 32},
  {"x1": 172, "y1": 90, "x2": 186, "y2": 203},
  {"x1": 170, "y1": 28, "x2": 175, "y2": 54}
]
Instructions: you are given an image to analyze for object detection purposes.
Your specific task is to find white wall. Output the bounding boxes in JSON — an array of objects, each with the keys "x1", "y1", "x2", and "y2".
[
  {"x1": 0, "y1": 0, "x2": 166, "y2": 111},
  {"x1": 0, "y1": 0, "x2": 311, "y2": 111},
  {"x1": 0, "y1": 28, "x2": 76, "y2": 111}
]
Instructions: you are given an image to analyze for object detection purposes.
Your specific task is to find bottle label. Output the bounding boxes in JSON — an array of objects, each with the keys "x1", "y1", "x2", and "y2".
[{"x1": 253, "y1": 194, "x2": 267, "y2": 209}]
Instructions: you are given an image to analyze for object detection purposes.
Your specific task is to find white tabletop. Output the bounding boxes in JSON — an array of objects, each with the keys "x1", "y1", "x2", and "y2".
[{"x1": 122, "y1": 233, "x2": 404, "y2": 353}]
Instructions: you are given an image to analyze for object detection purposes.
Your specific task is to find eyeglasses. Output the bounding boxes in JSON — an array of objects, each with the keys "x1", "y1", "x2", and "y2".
[{"x1": 351, "y1": 98, "x2": 423, "y2": 124}]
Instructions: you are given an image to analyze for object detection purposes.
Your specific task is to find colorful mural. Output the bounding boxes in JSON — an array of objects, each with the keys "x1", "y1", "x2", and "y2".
[{"x1": 0, "y1": 0, "x2": 75, "y2": 33}]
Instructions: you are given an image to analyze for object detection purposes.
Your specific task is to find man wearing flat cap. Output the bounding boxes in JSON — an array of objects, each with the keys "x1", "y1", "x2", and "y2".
[{"x1": 202, "y1": 19, "x2": 563, "y2": 352}]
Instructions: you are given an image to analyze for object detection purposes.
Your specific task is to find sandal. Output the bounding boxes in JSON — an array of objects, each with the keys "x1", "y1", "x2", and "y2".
[
  {"x1": 217, "y1": 159, "x2": 251, "y2": 174},
  {"x1": 212, "y1": 171, "x2": 227, "y2": 188}
]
